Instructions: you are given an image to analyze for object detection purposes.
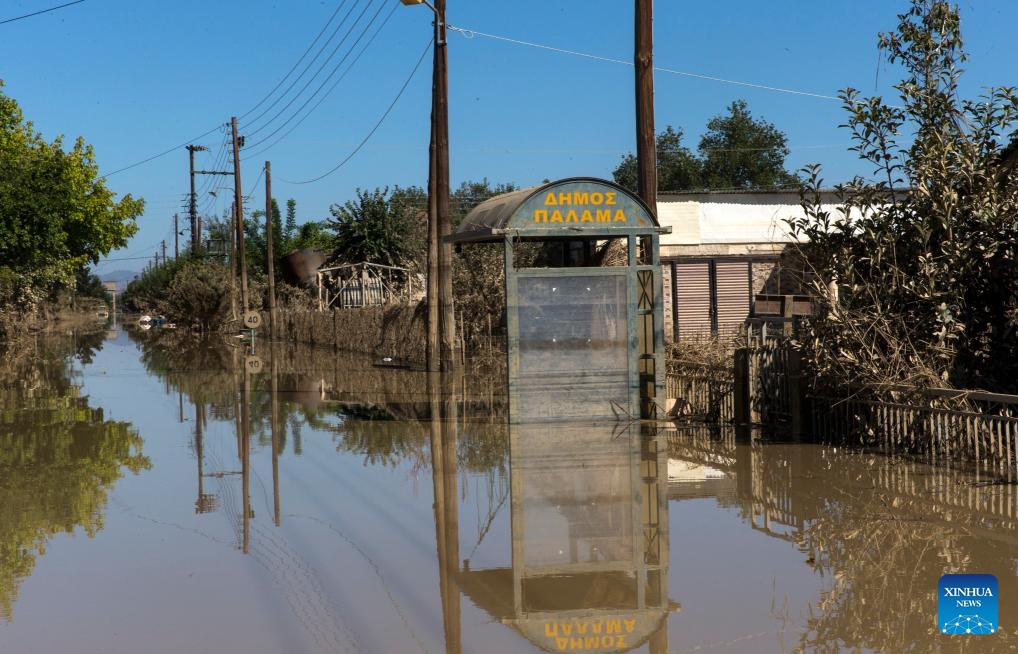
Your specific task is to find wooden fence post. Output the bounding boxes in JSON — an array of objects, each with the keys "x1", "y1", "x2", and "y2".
[
  {"x1": 788, "y1": 349, "x2": 807, "y2": 442},
  {"x1": 782, "y1": 295, "x2": 794, "y2": 337}
]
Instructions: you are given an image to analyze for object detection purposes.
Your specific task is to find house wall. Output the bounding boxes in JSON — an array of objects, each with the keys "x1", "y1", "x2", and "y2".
[{"x1": 656, "y1": 191, "x2": 826, "y2": 342}]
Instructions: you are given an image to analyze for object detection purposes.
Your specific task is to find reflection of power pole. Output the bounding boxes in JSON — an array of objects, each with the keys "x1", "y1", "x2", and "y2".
[
  {"x1": 241, "y1": 369, "x2": 251, "y2": 554},
  {"x1": 186, "y1": 144, "x2": 207, "y2": 252},
  {"x1": 429, "y1": 373, "x2": 461, "y2": 654},
  {"x1": 270, "y1": 345, "x2": 281, "y2": 526}
]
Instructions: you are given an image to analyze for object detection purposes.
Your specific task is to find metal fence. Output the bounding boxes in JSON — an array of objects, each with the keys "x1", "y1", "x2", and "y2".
[
  {"x1": 666, "y1": 340, "x2": 1018, "y2": 480},
  {"x1": 811, "y1": 389, "x2": 1018, "y2": 481},
  {"x1": 666, "y1": 360, "x2": 734, "y2": 423}
]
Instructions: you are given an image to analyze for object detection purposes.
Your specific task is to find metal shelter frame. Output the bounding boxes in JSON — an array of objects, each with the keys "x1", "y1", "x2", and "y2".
[{"x1": 449, "y1": 178, "x2": 671, "y2": 423}]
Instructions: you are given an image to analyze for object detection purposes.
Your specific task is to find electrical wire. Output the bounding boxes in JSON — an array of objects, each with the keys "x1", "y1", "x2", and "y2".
[
  {"x1": 102, "y1": 124, "x2": 225, "y2": 180},
  {"x1": 245, "y1": 0, "x2": 388, "y2": 148},
  {"x1": 447, "y1": 25, "x2": 840, "y2": 102},
  {"x1": 243, "y1": 0, "x2": 364, "y2": 134},
  {"x1": 0, "y1": 0, "x2": 84, "y2": 25},
  {"x1": 242, "y1": 1, "x2": 398, "y2": 160},
  {"x1": 240, "y1": 0, "x2": 354, "y2": 121},
  {"x1": 245, "y1": 164, "x2": 266, "y2": 198},
  {"x1": 277, "y1": 37, "x2": 432, "y2": 186}
]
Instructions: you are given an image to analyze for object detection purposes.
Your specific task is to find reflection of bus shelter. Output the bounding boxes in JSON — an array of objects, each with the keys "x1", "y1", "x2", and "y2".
[
  {"x1": 450, "y1": 178, "x2": 670, "y2": 423},
  {"x1": 455, "y1": 423, "x2": 674, "y2": 653}
]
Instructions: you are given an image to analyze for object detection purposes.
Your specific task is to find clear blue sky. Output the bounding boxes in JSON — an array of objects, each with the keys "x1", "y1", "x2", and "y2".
[{"x1": 1, "y1": 0, "x2": 1015, "y2": 275}]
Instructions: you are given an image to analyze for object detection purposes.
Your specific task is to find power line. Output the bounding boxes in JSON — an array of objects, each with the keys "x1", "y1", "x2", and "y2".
[
  {"x1": 246, "y1": 0, "x2": 385, "y2": 142},
  {"x1": 240, "y1": 0, "x2": 353, "y2": 121},
  {"x1": 447, "y1": 24, "x2": 840, "y2": 102},
  {"x1": 102, "y1": 123, "x2": 225, "y2": 179},
  {"x1": 277, "y1": 37, "x2": 432, "y2": 186},
  {"x1": 245, "y1": 164, "x2": 266, "y2": 198},
  {"x1": 242, "y1": 1, "x2": 398, "y2": 159},
  {"x1": 0, "y1": 0, "x2": 84, "y2": 26},
  {"x1": 244, "y1": 0, "x2": 364, "y2": 134}
]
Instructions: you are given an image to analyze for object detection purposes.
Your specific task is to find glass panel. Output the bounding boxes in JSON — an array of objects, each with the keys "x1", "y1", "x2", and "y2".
[
  {"x1": 515, "y1": 275, "x2": 628, "y2": 420},
  {"x1": 515, "y1": 424, "x2": 636, "y2": 569}
]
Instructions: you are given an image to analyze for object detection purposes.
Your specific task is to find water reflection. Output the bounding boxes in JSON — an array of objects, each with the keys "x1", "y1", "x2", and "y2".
[
  {"x1": 33, "y1": 328, "x2": 1010, "y2": 652},
  {"x1": 0, "y1": 333, "x2": 148, "y2": 621},
  {"x1": 667, "y1": 426, "x2": 1018, "y2": 651},
  {"x1": 489, "y1": 423, "x2": 674, "y2": 652}
]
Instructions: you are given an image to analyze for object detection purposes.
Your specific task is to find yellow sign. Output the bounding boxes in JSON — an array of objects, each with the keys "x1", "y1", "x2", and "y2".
[
  {"x1": 541, "y1": 617, "x2": 637, "y2": 651},
  {"x1": 533, "y1": 190, "x2": 631, "y2": 224}
]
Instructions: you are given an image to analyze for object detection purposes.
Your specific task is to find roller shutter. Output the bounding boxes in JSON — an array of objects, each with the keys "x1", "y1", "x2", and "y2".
[
  {"x1": 715, "y1": 261, "x2": 751, "y2": 337},
  {"x1": 675, "y1": 262, "x2": 711, "y2": 340}
]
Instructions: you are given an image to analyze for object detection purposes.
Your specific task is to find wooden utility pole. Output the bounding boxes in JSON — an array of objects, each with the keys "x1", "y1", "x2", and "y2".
[
  {"x1": 231, "y1": 117, "x2": 249, "y2": 313},
  {"x1": 161, "y1": 240, "x2": 167, "y2": 265},
  {"x1": 429, "y1": 0, "x2": 454, "y2": 371},
  {"x1": 174, "y1": 214, "x2": 179, "y2": 259},
  {"x1": 186, "y1": 144, "x2": 207, "y2": 253},
  {"x1": 635, "y1": 0, "x2": 658, "y2": 234},
  {"x1": 265, "y1": 161, "x2": 277, "y2": 338}
]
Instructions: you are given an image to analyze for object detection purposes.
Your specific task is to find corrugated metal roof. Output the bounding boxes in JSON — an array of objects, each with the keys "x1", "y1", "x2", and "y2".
[{"x1": 659, "y1": 198, "x2": 866, "y2": 246}]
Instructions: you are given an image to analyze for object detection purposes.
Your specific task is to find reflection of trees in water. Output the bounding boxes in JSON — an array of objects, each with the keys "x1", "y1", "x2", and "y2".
[
  {"x1": 131, "y1": 330, "x2": 509, "y2": 470},
  {"x1": 0, "y1": 333, "x2": 149, "y2": 621}
]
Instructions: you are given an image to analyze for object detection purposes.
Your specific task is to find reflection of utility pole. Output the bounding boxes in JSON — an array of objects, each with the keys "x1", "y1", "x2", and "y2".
[
  {"x1": 429, "y1": 372, "x2": 461, "y2": 654},
  {"x1": 240, "y1": 365, "x2": 252, "y2": 554},
  {"x1": 270, "y1": 344, "x2": 281, "y2": 526},
  {"x1": 194, "y1": 400, "x2": 216, "y2": 514}
]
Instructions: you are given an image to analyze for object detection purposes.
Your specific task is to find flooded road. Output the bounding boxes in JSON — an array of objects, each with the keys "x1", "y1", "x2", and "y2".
[{"x1": 1, "y1": 329, "x2": 1017, "y2": 653}]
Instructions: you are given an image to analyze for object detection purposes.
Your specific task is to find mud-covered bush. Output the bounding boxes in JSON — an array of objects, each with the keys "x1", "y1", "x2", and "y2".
[{"x1": 162, "y1": 261, "x2": 233, "y2": 332}]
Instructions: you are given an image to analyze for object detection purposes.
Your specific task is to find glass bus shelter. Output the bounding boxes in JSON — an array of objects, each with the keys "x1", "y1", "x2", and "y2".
[{"x1": 449, "y1": 178, "x2": 670, "y2": 423}]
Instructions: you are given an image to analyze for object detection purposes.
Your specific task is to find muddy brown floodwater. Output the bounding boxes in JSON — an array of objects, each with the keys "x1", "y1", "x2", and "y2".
[{"x1": 1, "y1": 328, "x2": 1016, "y2": 653}]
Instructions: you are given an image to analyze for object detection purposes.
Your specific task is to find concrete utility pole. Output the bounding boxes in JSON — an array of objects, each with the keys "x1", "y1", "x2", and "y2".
[
  {"x1": 174, "y1": 214, "x2": 179, "y2": 259},
  {"x1": 231, "y1": 117, "x2": 249, "y2": 313},
  {"x1": 403, "y1": 0, "x2": 454, "y2": 371},
  {"x1": 432, "y1": 0, "x2": 454, "y2": 371},
  {"x1": 635, "y1": 0, "x2": 658, "y2": 231},
  {"x1": 265, "y1": 161, "x2": 277, "y2": 338},
  {"x1": 186, "y1": 144, "x2": 208, "y2": 252},
  {"x1": 161, "y1": 240, "x2": 167, "y2": 265}
]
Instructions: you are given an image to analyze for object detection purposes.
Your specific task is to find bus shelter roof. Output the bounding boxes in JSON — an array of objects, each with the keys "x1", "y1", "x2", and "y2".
[{"x1": 448, "y1": 177, "x2": 669, "y2": 244}]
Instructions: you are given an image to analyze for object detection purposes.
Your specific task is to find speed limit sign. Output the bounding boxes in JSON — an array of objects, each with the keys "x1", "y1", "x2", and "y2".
[
  {"x1": 243, "y1": 311, "x2": 262, "y2": 329},
  {"x1": 245, "y1": 355, "x2": 264, "y2": 375}
]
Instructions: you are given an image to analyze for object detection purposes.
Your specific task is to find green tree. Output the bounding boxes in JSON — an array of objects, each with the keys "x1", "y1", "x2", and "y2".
[
  {"x1": 698, "y1": 100, "x2": 798, "y2": 189},
  {"x1": 612, "y1": 104, "x2": 795, "y2": 192},
  {"x1": 790, "y1": 0, "x2": 1018, "y2": 392},
  {"x1": 290, "y1": 220, "x2": 334, "y2": 252},
  {"x1": 327, "y1": 186, "x2": 426, "y2": 270},
  {"x1": 0, "y1": 81, "x2": 143, "y2": 297},
  {"x1": 283, "y1": 199, "x2": 298, "y2": 252},
  {"x1": 613, "y1": 126, "x2": 701, "y2": 192}
]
